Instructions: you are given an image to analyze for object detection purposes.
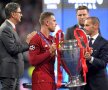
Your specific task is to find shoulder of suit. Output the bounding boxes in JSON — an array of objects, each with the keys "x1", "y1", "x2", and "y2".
[
  {"x1": 98, "y1": 35, "x2": 108, "y2": 44},
  {"x1": 67, "y1": 24, "x2": 78, "y2": 30},
  {"x1": 0, "y1": 22, "x2": 13, "y2": 33}
]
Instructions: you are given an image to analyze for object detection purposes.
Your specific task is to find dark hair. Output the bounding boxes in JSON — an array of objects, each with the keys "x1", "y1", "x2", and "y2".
[
  {"x1": 39, "y1": 12, "x2": 54, "y2": 25},
  {"x1": 5, "y1": 2, "x2": 20, "y2": 19},
  {"x1": 86, "y1": 17, "x2": 100, "y2": 26},
  {"x1": 76, "y1": 6, "x2": 89, "y2": 13}
]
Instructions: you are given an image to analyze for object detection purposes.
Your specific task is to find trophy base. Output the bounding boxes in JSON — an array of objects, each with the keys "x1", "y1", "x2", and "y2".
[
  {"x1": 63, "y1": 75, "x2": 86, "y2": 88},
  {"x1": 65, "y1": 82, "x2": 86, "y2": 87}
]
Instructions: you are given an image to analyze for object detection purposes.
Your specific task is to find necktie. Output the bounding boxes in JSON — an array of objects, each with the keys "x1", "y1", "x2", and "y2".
[{"x1": 89, "y1": 38, "x2": 93, "y2": 47}]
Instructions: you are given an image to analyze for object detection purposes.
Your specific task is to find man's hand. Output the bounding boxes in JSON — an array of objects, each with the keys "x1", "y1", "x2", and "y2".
[
  {"x1": 84, "y1": 51, "x2": 92, "y2": 61},
  {"x1": 26, "y1": 31, "x2": 37, "y2": 44},
  {"x1": 49, "y1": 43, "x2": 56, "y2": 56},
  {"x1": 84, "y1": 48, "x2": 93, "y2": 61}
]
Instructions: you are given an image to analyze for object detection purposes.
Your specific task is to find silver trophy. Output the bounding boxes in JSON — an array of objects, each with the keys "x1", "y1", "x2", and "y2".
[{"x1": 60, "y1": 40, "x2": 86, "y2": 87}]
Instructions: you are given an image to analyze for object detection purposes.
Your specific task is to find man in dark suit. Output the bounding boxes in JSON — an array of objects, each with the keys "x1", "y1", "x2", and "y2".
[
  {"x1": 84, "y1": 17, "x2": 108, "y2": 90},
  {"x1": 66, "y1": 6, "x2": 89, "y2": 40},
  {"x1": 0, "y1": 2, "x2": 36, "y2": 90}
]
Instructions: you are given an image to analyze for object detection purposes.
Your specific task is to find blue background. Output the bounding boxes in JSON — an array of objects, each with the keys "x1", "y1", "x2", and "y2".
[{"x1": 43, "y1": 1, "x2": 108, "y2": 85}]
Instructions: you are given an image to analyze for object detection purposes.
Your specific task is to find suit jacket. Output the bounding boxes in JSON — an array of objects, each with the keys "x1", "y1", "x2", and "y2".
[
  {"x1": 65, "y1": 24, "x2": 79, "y2": 40},
  {"x1": 85, "y1": 35, "x2": 108, "y2": 90},
  {"x1": 0, "y1": 20, "x2": 29, "y2": 78}
]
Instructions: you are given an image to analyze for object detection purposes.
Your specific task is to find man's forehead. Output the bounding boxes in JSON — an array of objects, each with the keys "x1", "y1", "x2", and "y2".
[
  {"x1": 85, "y1": 19, "x2": 91, "y2": 24},
  {"x1": 77, "y1": 9, "x2": 88, "y2": 14},
  {"x1": 16, "y1": 7, "x2": 21, "y2": 11},
  {"x1": 50, "y1": 15, "x2": 55, "y2": 19}
]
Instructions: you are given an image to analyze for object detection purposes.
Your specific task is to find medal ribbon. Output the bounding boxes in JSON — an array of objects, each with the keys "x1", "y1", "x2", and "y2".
[{"x1": 38, "y1": 32, "x2": 51, "y2": 47}]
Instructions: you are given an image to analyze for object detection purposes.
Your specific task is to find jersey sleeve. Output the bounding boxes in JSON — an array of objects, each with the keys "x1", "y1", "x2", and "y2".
[{"x1": 29, "y1": 34, "x2": 51, "y2": 66}]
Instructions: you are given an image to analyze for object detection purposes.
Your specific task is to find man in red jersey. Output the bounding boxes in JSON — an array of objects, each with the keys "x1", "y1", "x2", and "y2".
[{"x1": 29, "y1": 12, "x2": 57, "y2": 90}]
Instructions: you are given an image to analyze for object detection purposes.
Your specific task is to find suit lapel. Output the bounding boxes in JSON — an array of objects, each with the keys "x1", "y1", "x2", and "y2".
[
  {"x1": 91, "y1": 35, "x2": 102, "y2": 56},
  {"x1": 6, "y1": 20, "x2": 21, "y2": 43},
  {"x1": 13, "y1": 30, "x2": 21, "y2": 43},
  {"x1": 92, "y1": 35, "x2": 101, "y2": 49}
]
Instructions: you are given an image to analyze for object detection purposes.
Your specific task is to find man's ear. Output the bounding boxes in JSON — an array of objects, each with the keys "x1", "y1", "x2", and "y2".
[
  {"x1": 45, "y1": 20, "x2": 49, "y2": 26},
  {"x1": 94, "y1": 23, "x2": 98, "y2": 28},
  {"x1": 11, "y1": 12, "x2": 16, "y2": 18},
  {"x1": 93, "y1": 23, "x2": 98, "y2": 30}
]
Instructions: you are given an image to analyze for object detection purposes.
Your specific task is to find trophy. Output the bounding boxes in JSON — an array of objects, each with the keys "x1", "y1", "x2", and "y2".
[
  {"x1": 55, "y1": 28, "x2": 88, "y2": 88},
  {"x1": 59, "y1": 40, "x2": 86, "y2": 87}
]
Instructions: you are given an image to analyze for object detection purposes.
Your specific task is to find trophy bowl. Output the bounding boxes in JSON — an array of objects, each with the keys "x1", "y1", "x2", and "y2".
[{"x1": 59, "y1": 40, "x2": 86, "y2": 87}]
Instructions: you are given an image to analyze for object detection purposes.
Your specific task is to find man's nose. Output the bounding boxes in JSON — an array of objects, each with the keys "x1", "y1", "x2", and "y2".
[{"x1": 81, "y1": 15, "x2": 84, "y2": 18}]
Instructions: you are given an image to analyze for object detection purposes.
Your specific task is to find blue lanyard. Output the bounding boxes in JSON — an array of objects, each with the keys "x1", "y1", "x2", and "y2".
[{"x1": 38, "y1": 32, "x2": 50, "y2": 47}]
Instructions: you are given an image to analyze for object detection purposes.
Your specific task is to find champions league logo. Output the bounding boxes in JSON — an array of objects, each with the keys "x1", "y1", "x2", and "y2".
[{"x1": 68, "y1": 0, "x2": 104, "y2": 9}]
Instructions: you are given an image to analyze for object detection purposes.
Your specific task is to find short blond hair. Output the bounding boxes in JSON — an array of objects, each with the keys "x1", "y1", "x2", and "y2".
[{"x1": 39, "y1": 12, "x2": 54, "y2": 25}]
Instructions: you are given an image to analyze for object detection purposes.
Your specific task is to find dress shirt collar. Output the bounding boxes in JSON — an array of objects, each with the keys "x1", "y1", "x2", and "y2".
[
  {"x1": 89, "y1": 33, "x2": 99, "y2": 44},
  {"x1": 78, "y1": 25, "x2": 83, "y2": 29},
  {"x1": 91, "y1": 33, "x2": 99, "y2": 40}
]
